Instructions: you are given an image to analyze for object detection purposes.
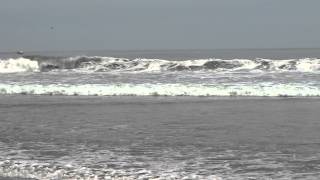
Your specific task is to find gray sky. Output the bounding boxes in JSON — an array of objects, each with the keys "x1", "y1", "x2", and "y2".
[{"x1": 1, "y1": 0, "x2": 320, "y2": 51}]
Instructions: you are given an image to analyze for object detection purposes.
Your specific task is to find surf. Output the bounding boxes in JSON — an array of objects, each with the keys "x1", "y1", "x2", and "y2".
[
  {"x1": 0, "y1": 83, "x2": 319, "y2": 97},
  {"x1": 1, "y1": 56, "x2": 320, "y2": 73}
]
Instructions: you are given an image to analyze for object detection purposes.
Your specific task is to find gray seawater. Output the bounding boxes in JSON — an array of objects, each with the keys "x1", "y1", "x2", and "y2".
[
  {"x1": 0, "y1": 49, "x2": 320, "y2": 179},
  {"x1": 1, "y1": 96, "x2": 320, "y2": 179},
  {"x1": 3, "y1": 48, "x2": 320, "y2": 60}
]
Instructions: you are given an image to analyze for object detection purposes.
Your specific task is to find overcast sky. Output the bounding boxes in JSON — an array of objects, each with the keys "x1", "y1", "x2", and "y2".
[{"x1": 1, "y1": 0, "x2": 320, "y2": 51}]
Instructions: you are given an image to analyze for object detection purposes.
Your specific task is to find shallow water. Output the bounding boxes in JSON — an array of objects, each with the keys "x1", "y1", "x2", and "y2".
[{"x1": 0, "y1": 96, "x2": 320, "y2": 179}]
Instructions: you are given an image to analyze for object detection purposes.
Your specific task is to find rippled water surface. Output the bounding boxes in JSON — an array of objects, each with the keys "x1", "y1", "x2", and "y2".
[{"x1": 1, "y1": 96, "x2": 320, "y2": 179}]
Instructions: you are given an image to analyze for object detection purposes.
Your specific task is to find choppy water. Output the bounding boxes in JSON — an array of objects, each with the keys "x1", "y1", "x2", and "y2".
[
  {"x1": 0, "y1": 96, "x2": 320, "y2": 179},
  {"x1": 1, "y1": 49, "x2": 320, "y2": 179},
  {"x1": 1, "y1": 49, "x2": 320, "y2": 97}
]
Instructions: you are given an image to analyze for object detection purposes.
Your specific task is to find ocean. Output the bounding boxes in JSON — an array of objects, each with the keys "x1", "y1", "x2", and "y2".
[{"x1": 0, "y1": 49, "x2": 320, "y2": 179}]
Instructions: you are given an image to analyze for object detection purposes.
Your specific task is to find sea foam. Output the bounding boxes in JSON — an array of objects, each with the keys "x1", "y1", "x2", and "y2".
[
  {"x1": 1, "y1": 56, "x2": 320, "y2": 73},
  {"x1": 0, "y1": 58, "x2": 39, "y2": 73},
  {"x1": 0, "y1": 83, "x2": 319, "y2": 97}
]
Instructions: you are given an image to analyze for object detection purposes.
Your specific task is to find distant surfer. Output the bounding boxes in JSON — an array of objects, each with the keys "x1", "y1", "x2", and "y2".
[{"x1": 16, "y1": 51, "x2": 24, "y2": 55}]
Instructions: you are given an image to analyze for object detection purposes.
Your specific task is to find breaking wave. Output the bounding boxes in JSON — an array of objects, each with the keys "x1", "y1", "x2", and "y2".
[
  {"x1": 0, "y1": 83, "x2": 319, "y2": 97},
  {"x1": 0, "y1": 57, "x2": 39, "y2": 73},
  {"x1": 0, "y1": 56, "x2": 320, "y2": 73}
]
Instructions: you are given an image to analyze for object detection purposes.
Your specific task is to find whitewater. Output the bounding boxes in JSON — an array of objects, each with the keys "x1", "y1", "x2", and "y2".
[
  {"x1": 0, "y1": 55, "x2": 320, "y2": 97},
  {"x1": 1, "y1": 50, "x2": 320, "y2": 180}
]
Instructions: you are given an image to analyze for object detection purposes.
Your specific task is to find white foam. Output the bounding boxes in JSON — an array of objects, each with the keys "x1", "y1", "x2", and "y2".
[
  {"x1": 0, "y1": 58, "x2": 39, "y2": 73},
  {"x1": 75, "y1": 57, "x2": 320, "y2": 73},
  {"x1": 296, "y1": 58, "x2": 320, "y2": 72},
  {"x1": 0, "y1": 83, "x2": 319, "y2": 97},
  {"x1": 0, "y1": 160, "x2": 223, "y2": 180},
  {"x1": 1, "y1": 56, "x2": 320, "y2": 73}
]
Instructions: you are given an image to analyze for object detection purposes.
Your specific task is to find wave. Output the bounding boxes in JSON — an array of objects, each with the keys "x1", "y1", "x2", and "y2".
[
  {"x1": 0, "y1": 57, "x2": 39, "y2": 73},
  {"x1": 0, "y1": 83, "x2": 319, "y2": 97},
  {"x1": 0, "y1": 56, "x2": 320, "y2": 73}
]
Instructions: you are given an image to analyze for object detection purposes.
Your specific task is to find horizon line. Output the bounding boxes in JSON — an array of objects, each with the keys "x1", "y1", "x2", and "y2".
[{"x1": 1, "y1": 47, "x2": 320, "y2": 54}]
